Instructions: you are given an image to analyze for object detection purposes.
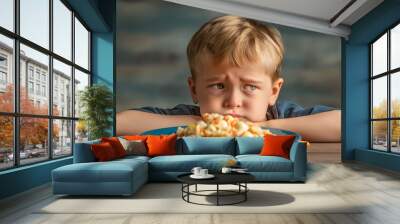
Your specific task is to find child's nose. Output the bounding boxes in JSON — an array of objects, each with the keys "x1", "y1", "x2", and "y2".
[{"x1": 223, "y1": 89, "x2": 242, "y2": 109}]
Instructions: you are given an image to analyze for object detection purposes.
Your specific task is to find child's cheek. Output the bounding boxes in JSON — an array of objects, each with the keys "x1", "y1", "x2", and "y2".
[{"x1": 199, "y1": 98, "x2": 224, "y2": 113}]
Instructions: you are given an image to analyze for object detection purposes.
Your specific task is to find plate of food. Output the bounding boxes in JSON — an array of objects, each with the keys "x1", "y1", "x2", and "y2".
[
  {"x1": 140, "y1": 113, "x2": 299, "y2": 138},
  {"x1": 176, "y1": 113, "x2": 272, "y2": 137}
]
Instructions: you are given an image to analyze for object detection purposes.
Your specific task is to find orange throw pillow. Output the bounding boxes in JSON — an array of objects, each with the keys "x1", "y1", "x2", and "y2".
[
  {"x1": 146, "y1": 134, "x2": 177, "y2": 157},
  {"x1": 124, "y1": 135, "x2": 148, "y2": 141},
  {"x1": 91, "y1": 142, "x2": 118, "y2": 161},
  {"x1": 101, "y1": 137, "x2": 127, "y2": 158},
  {"x1": 260, "y1": 133, "x2": 296, "y2": 159}
]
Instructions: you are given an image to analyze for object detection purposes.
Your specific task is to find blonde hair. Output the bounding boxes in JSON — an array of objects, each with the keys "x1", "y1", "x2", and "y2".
[{"x1": 187, "y1": 15, "x2": 284, "y2": 81}]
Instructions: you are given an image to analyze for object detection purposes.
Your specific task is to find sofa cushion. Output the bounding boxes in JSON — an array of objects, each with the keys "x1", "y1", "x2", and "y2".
[
  {"x1": 260, "y1": 134, "x2": 296, "y2": 159},
  {"x1": 179, "y1": 137, "x2": 235, "y2": 155},
  {"x1": 147, "y1": 134, "x2": 177, "y2": 157},
  {"x1": 101, "y1": 137, "x2": 127, "y2": 158},
  {"x1": 235, "y1": 137, "x2": 263, "y2": 155},
  {"x1": 236, "y1": 155, "x2": 293, "y2": 172},
  {"x1": 52, "y1": 158, "x2": 148, "y2": 183},
  {"x1": 123, "y1": 135, "x2": 148, "y2": 141},
  {"x1": 115, "y1": 155, "x2": 150, "y2": 163},
  {"x1": 74, "y1": 139, "x2": 100, "y2": 163},
  {"x1": 90, "y1": 142, "x2": 118, "y2": 162},
  {"x1": 148, "y1": 154, "x2": 235, "y2": 172},
  {"x1": 118, "y1": 137, "x2": 147, "y2": 156}
]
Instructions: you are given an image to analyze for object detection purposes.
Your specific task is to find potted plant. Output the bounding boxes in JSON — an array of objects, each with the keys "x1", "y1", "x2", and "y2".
[{"x1": 79, "y1": 84, "x2": 113, "y2": 140}]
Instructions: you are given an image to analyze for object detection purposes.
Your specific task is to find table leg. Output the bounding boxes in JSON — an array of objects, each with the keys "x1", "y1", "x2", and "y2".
[
  {"x1": 245, "y1": 183, "x2": 247, "y2": 201},
  {"x1": 188, "y1": 184, "x2": 190, "y2": 202},
  {"x1": 195, "y1": 184, "x2": 197, "y2": 192},
  {"x1": 217, "y1": 184, "x2": 219, "y2": 206}
]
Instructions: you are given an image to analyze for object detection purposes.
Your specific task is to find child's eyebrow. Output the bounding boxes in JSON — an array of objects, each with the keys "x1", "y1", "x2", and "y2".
[
  {"x1": 205, "y1": 76, "x2": 223, "y2": 83},
  {"x1": 240, "y1": 78, "x2": 264, "y2": 85}
]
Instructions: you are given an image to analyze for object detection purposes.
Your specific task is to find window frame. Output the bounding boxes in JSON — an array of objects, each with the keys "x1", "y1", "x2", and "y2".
[
  {"x1": 370, "y1": 20, "x2": 400, "y2": 154},
  {"x1": 0, "y1": 0, "x2": 92, "y2": 171}
]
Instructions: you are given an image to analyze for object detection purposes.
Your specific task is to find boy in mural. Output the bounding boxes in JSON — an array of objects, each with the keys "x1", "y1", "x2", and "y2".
[{"x1": 117, "y1": 15, "x2": 341, "y2": 142}]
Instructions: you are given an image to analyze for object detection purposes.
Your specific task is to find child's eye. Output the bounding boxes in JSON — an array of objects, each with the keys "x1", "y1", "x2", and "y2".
[
  {"x1": 244, "y1": 84, "x2": 258, "y2": 91},
  {"x1": 210, "y1": 83, "x2": 224, "y2": 89}
]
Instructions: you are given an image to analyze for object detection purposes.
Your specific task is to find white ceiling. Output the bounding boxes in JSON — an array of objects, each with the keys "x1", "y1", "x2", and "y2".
[
  {"x1": 227, "y1": 0, "x2": 352, "y2": 22},
  {"x1": 163, "y1": 0, "x2": 384, "y2": 38}
]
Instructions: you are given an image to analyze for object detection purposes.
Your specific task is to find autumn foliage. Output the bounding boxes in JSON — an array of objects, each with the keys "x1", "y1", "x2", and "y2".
[
  {"x1": 372, "y1": 99, "x2": 400, "y2": 142},
  {"x1": 0, "y1": 84, "x2": 59, "y2": 150}
]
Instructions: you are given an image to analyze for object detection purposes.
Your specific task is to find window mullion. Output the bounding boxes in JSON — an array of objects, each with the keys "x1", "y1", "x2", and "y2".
[
  {"x1": 13, "y1": 0, "x2": 20, "y2": 167},
  {"x1": 370, "y1": 45, "x2": 373, "y2": 149},
  {"x1": 71, "y1": 11, "x2": 76, "y2": 155},
  {"x1": 49, "y1": 0, "x2": 53, "y2": 160},
  {"x1": 388, "y1": 30, "x2": 391, "y2": 152}
]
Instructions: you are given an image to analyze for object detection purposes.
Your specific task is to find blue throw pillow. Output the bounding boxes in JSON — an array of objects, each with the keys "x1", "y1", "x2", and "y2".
[
  {"x1": 180, "y1": 137, "x2": 235, "y2": 155},
  {"x1": 235, "y1": 137, "x2": 264, "y2": 155}
]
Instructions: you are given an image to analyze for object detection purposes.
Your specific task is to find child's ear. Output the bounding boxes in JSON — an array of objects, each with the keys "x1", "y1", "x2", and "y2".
[
  {"x1": 187, "y1": 76, "x2": 199, "y2": 104},
  {"x1": 268, "y1": 78, "x2": 284, "y2": 106}
]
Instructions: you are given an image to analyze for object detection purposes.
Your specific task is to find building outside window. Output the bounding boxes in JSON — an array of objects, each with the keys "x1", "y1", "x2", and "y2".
[
  {"x1": 0, "y1": 54, "x2": 7, "y2": 88},
  {"x1": 41, "y1": 73, "x2": 46, "y2": 83},
  {"x1": 0, "y1": 71, "x2": 6, "y2": 83},
  {"x1": 0, "y1": 54, "x2": 7, "y2": 67},
  {"x1": 28, "y1": 81, "x2": 34, "y2": 94},
  {"x1": 35, "y1": 70, "x2": 40, "y2": 81},
  {"x1": 35, "y1": 83, "x2": 40, "y2": 95},
  {"x1": 28, "y1": 67, "x2": 34, "y2": 80}
]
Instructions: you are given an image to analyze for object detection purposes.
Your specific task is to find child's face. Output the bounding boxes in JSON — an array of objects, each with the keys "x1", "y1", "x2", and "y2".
[{"x1": 188, "y1": 58, "x2": 284, "y2": 122}]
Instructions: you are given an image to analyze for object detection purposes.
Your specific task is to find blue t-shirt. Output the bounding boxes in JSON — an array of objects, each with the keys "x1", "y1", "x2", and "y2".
[{"x1": 131, "y1": 100, "x2": 336, "y2": 120}]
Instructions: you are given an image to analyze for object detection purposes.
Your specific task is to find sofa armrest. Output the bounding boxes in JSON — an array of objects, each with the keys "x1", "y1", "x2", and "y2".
[
  {"x1": 289, "y1": 141, "x2": 308, "y2": 181},
  {"x1": 73, "y1": 140, "x2": 100, "y2": 163}
]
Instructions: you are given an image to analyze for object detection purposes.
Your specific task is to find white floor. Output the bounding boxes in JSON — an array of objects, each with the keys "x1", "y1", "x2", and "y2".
[{"x1": 1, "y1": 145, "x2": 400, "y2": 224}]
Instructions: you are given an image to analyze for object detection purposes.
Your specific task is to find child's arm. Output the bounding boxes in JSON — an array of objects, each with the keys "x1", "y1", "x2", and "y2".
[
  {"x1": 257, "y1": 110, "x2": 341, "y2": 142},
  {"x1": 116, "y1": 110, "x2": 201, "y2": 136}
]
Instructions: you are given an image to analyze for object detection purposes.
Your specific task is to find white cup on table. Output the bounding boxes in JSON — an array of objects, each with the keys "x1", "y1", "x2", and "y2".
[
  {"x1": 191, "y1": 167, "x2": 202, "y2": 176},
  {"x1": 200, "y1": 169, "x2": 208, "y2": 176}
]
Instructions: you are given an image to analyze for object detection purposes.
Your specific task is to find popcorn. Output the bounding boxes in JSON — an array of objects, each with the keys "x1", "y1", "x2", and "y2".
[{"x1": 176, "y1": 113, "x2": 271, "y2": 137}]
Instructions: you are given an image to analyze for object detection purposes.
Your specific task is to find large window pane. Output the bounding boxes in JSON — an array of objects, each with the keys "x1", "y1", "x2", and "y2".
[
  {"x1": 53, "y1": 0, "x2": 72, "y2": 60},
  {"x1": 20, "y1": 117, "x2": 49, "y2": 165},
  {"x1": 20, "y1": 0, "x2": 49, "y2": 49},
  {"x1": 20, "y1": 44, "x2": 49, "y2": 115},
  {"x1": 53, "y1": 119, "x2": 72, "y2": 158},
  {"x1": 372, "y1": 76, "x2": 387, "y2": 119},
  {"x1": 74, "y1": 69, "x2": 89, "y2": 118},
  {"x1": 75, "y1": 120, "x2": 88, "y2": 143},
  {"x1": 0, "y1": 34, "x2": 14, "y2": 112},
  {"x1": 372, "y1": 33, "x2": 387, "y2": 76},
  {"x1": 391, "y1": 72, "x2": 400, "y2": 118},
  {"x1": 391, "y1": 24, "x2": 400, "y2": 70},
  {"x1": 74, "y1": 17, "x2": 89, "y2": 70},
  {"x1": 372, "y1": 121, "x2": 388, "y2": 151},
  {"x1": 0, "y1": 116, "x2": 13, "y2": 170},
  {"x1": 0, "y1": 0, "x2": 14, "y2": 32},
  {"x1": 53, "y1": 59, "x2": 72, "y2": 117},
  {"x1": 391, "y1": 120, "x2": 400, "y2": 153}
]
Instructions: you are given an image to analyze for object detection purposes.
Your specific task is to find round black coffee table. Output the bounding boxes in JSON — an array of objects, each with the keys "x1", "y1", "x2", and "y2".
[{"x1": 177, "y1": 173, "x2": 255, "y2": 206}]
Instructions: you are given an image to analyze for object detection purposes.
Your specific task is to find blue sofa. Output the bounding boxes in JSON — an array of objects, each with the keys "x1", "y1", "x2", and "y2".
[{"x1": 52, "y1": 127, "x2": 307, "y2": 196}]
